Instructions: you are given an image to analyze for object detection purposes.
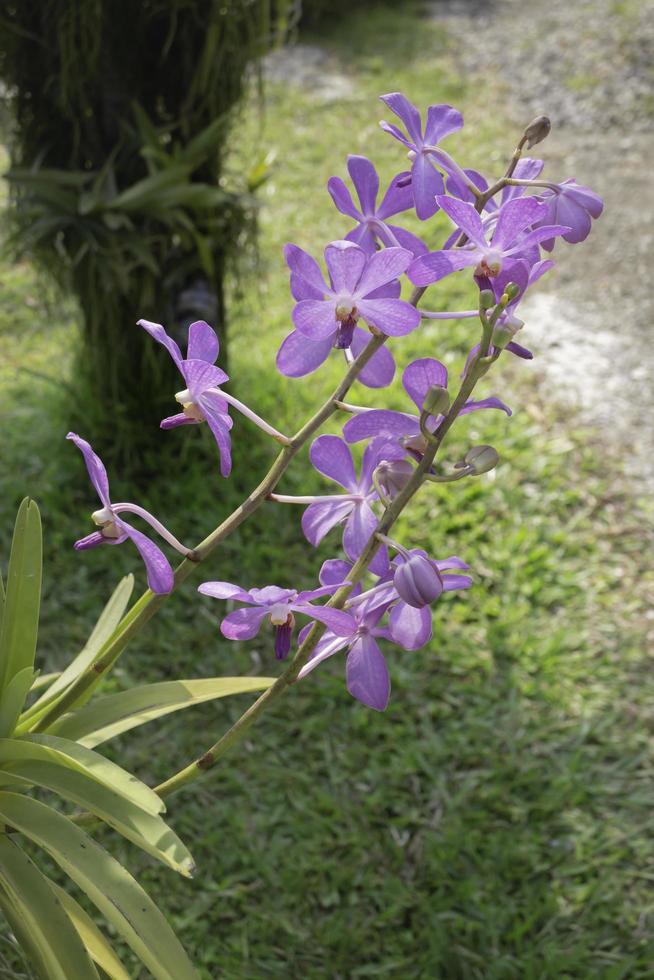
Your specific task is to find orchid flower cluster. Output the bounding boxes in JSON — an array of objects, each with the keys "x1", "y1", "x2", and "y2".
[{"x1": 68, "y1": 92, "x2": 602, "y2": 723}]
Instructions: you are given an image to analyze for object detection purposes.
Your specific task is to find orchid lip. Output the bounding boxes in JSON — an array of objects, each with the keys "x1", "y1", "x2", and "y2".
[{"x1": 269, "y1": 604, "x2": 292, "y2": 626}]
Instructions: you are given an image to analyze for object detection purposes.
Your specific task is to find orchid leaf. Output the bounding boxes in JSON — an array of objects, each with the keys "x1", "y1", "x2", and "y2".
[
  {"x1": 20, "y1": 574, "x2": 134, "y2": 726},
  {"x1": 0, "y1": 760, "x2": 193, "y2": 876},
  {"x1": 49, "y1": 676, "x2": 274, "y2": 747},
  {"x1": 0, "y1": 498, "x2": 42, "y2": 696},
  {"x1": 0, "y1": 834, "x2": 100, "y2": 980},
  {"x1": 0, "y1": 734, "x2": 163, "y2": 815},
  {"x1": 29, "y1": 670, "x2": 62, "y2": 693},
  {"x1": 0, "y1": 668, "x2": 35, "y2": 738},
  {"x1": 49, "y1": 881, "x2": 132, "y2": 980},
  {"x1": 0, "y1": 793, "x2": 199, "y2": 980}
]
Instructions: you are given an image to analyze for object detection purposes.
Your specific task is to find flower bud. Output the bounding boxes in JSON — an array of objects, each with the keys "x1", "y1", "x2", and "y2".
[
  {"x1": 479, "y1": 289, "x2": 495, "y2": 310},
  {"x1": 422, "y1": 384, "x2": 450, "y2": 417},
  {"x1": 504, "y1": 282, "x2": 521, "y2": 301},
  {"x1": 522, "y1": 115, "x2": 551, "y2": 148},
  {"x1": 464, "y1": 445, "x2": 499, "y2": 474},
  {"x1": 492, "y1": 315, "x2": 524, "y2": 349},
  {"x1": 375, "y1": 459, "x2": 414, "y2": 499},
  {"x1": 394, "y1": 552, "x2": 443, "y2": 609}
]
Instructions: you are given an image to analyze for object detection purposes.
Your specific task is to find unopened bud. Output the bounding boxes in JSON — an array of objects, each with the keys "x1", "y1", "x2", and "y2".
[
  {"x1": 479, "y1": 289, "x2": 495, "y2": 310},
  {"x1": 464, "y1": 445, "x2": 499, "y2": 474},
  {"x1": 375, "y1": 459, "x2": 414, "y2": 499},
  {"x1": 504, "y1": 282, "x2": 521, "y2": 301},
  {"x1": 394, "y1": 552, "x2": 443, "y2": 609},
  {"x1": 422, "y1": 384, "x2": 450, "y2": 417},
  {"x1": 492, "y1": 315, "x2": 524, "y2": 349},
  {"x1": 522, "y1": 115, "x2": 551, "y2": 149}
]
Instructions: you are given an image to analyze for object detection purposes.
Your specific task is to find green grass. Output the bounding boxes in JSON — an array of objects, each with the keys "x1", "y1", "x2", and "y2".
[{"x1": 1, "y1": 2, "x2": 653, "y2": 977}]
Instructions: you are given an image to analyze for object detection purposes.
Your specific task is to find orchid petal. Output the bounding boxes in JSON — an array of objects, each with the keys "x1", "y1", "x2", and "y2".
[
  {"x1": 220, "y1": 606, "x2": 269, "y2": 641},
  {"x1": 434, "y1": 195, "x2": 485, "y2": 245},
  {"x1": 403, "y1": 358, "x2": 448, "y2": 411},
  {"x1": 411, "y1": 154, "x2": 443, "y2": 220},
  {"x1": 66, "y1": 433, "x2": 111, "y2": 508},
  {"x1": 327, "y1": 176, "x2": 361, "y2": 220},
  {"x1": 284, "y1": 244, "x2": 329, "y2": 295},
  {"x1": 121, "y1": 521, "x2": 174, "y2": 595},
  {"x1": 186, "y1": 320, "x2": 219, "y2": 363},
  {"x1": 389, "y1": 602, "x2": 432, "y2": 650},
  {"x1": 347, "y1": 155, "x2": 379, "y2": 215},
  {"x1": 343, "y1": 409, "x2": 419, "y2": 444},
  {"x1": 302, "y1": 499, "x2": 355, "y2": 547},
  {"x1": 198, "y1": 581, "x2": 253, "y2": 602},
  {"x1": 276, "y1": 330, "x2": 333, "y2": 378},
  {"x1": 355, "y1": 246, "x2": 412, "y2": 297},
  {"x1": 310, "y1": 434, "x2": 358, "y2": 490},
  {"x1": 380, "y1": 92, "x2": 423, "y2": 144},
  {"x1": 325, "y1": 240, "x2": 367, "y2": 292},
  {"x1": 138, "y1": 319, "x2": 183, "y2": 371},
  {"x1": 492, "y1": 197, "x2": 548, "y2": 250},
  {"x1": 408, "y1": 248, "x2": 477, "y2": 286},
  {"x1": 356, "y1": 298, "x2": 421, "y2": 336},
  {"x1": 376, "y1": 171, "x2": 414, "y2": 219},
  {"x1": 424, "y1": 104, "x2": 463, "y2": 144},
  {"x1": 350, "y1": 327, "x2": 396, "y2": 389},
  {"x1": 346, "y1": 635, "x2": 390, "y2": 710},
  {"x1": 293, "y1": 299, "x2": 338, "y2": 341}
]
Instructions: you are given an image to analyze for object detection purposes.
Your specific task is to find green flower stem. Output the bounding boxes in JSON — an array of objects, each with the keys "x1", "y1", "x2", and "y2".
[
  {"x1": 31, "y1": 335, "x2": 387, "y2": 734},
  {"x1": 154, "y1": 315, "x2": 494, "y2": 800}
]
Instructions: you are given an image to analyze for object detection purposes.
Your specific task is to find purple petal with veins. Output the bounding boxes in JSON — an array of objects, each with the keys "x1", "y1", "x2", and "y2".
[{"x1": 346, "y1": 635, "x2": 390, "y2": 711}]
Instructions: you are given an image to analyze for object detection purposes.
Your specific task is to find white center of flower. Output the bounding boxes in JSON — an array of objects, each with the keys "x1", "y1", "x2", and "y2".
[
  {"x1": 476, "y1": 249, "x2": 503, "y2": 277},
  {"x1": 91, "y1": 507, "x2": 121, "y2": 538},
  {"x1": 268, "y1": 603, "x2": 291, "y2": 626},
  {"x1": 175, "y1": 388, "x2": 205, "y2": 422},
  {"x1": 335, "y1": 300, "x2": 358, "y2": 323}
]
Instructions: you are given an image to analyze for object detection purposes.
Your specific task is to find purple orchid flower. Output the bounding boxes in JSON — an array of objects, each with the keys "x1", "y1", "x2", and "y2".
[
  {"x1": 534, "y1": 179, "x2": 603, "y2": 250},
  {"x1": 276, "y1": 240, "x2": 420, "y2": 389},
  {"x1": 296, "y1": 553, "x2": 471, "y2": 710},
  {"x1": 379, "y1": 92, "x2": 464, "y2": 220},
  {"x1": 197, "y1": 580, "x2": 355, "y2": 660},
  {"x1": 271, "y1": 435, "x2": 392, "y2": 576},
  {"x1": 139, "y1": 318, "x2": 233, "y2": 476},
  {"x1": 327, "y1": 155, "x2": 426, "y2": 256},
  {"x1": 67, "y1": 433, "x2": 180, "y2": 594},
  {"x1": 408, "y1": 195, "x2": 570, "y2": 286},
  {"x1": 285, "y1": 240, "x2": 420, "y2": 341},
  {"x1": 343, "y1": 357, "x2": 511, "y2": 457}
]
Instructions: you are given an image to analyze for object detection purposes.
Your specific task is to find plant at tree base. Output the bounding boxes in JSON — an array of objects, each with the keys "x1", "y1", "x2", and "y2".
[{"x1": 0, "y1": 91, "x2": 602, "y2": 976}]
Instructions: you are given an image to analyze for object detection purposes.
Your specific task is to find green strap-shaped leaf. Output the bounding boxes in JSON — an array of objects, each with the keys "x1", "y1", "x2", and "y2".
[
  {"x1": 29, "y1": 670, "x2": 62, "y2": 693},
  {"x1": 49, "y1": 882, "x2": 131, "y2": 980},
  {"x1": 0, "y1": 498, "x2": 42, "y2": 696},
  {"x1": 0, "y1": 735, "x2": 163, "y2": 815},
  {"x1": 20, "y1": 574, "x2": 133, "y2": 725},
  {"x1": 0, "y1": 761, "x2": 194, "y2": 876},
  {"x1": 0, "y1": 793, "x2": 199, "y2": 980},
  {"x1": 0, "y1": 668, "x2": 35, "y2": 738},
  {"x1": 49, "y1": 676, "x2": 274, "y2": 747},
  {"x1": 0, "y1": 834, "x2": 100, "y2": 980}
]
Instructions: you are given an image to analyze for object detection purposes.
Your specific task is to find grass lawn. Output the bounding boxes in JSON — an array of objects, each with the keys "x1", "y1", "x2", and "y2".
[{"x1": 1, "y1": 2, "x2": 653, "y2": 977}]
